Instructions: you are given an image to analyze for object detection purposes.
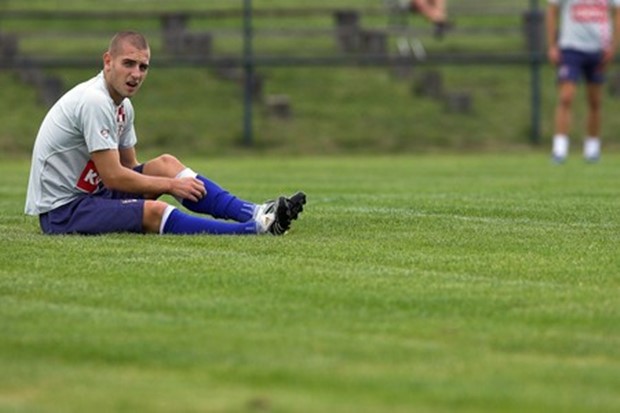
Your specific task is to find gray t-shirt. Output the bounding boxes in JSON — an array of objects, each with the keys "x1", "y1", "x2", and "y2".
[
  {"x1": 25, "y1": 71, "x2": 137, "y2": 215},
  {"x1": 549, "y1": 0, "x2": 620, "y2": 52}
]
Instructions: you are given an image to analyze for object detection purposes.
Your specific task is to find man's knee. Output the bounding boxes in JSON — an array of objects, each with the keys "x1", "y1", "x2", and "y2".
[
  {"x1": 143, "y1": 153, "x2": 185, "y2": 177},
  {"x1": 156, "y1": 153, "x2": 182, "y2": 167},
  {"x1": 588, "y1": 99, "x2": 602, "y2": 112},
  {"x1": 558, "y1": 88, "x2": 575, "y2": 109},
  {"x1": 143, "y1": 200, "x2": 170, "y2": 233},
  {"x1": 586, "y1": 85, "x2": 603, "y2": 111},
  {"x1": 558, "y1": 95, "x2": 573, "y2": 110}
]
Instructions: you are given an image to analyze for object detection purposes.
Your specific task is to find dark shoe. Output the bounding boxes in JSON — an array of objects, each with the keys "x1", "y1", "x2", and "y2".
[
  {"x1": 285, "y1": 191, "x2": 306, "y2": 221},
  {"x1": 272, "y1": 191, "x2": 307, "y2": 235},
  {"x1": 268, "y1": 196, "x2": 292, "y2": 235}
]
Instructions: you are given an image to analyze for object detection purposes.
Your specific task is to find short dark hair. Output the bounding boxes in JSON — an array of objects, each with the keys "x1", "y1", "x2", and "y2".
[{"x1": 108, "y1": 31, "x2": 149, "y2": 56}]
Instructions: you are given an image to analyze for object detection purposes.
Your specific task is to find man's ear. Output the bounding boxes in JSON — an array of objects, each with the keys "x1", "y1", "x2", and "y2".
[{"x1": 103, "y1": 51, "x2": 112, "y2": 70}]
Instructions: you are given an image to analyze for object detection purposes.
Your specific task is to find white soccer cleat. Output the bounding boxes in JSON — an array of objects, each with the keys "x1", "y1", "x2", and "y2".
[
  {"x1": 253, "y1": 192, "x2": 307, "y2": 235},
  {"x1": 253, "y1": 197, "x2": 290, "y2": 235},
  {"x1": 253, "y1": 200, "x2": 277, "y2": 235}
]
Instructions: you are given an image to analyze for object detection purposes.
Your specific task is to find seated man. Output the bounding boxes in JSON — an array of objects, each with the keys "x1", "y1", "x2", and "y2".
[
  {"x1": 405, "y1": 0, "x2": 452, "y2": 39},
  {"x1": 25, "y1": 31, "x2": 306, "y2": 236}
]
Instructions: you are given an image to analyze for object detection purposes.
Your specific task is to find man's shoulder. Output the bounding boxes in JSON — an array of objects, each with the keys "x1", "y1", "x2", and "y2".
[
  {"x1": 59, "y1": 72, "x2": 109, "y2": 111},
  {"x1": 74, "y1": 74, "x2": 110, "y2": 105}
]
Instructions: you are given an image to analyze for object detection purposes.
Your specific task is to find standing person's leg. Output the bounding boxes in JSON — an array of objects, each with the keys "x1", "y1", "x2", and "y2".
[
  {"x1": 584, "y1": 82, "x2": 602, "y2": 162},
  {"x1": 552, "y1": 81, "x2": 577, "y2": 162},
  {"x1": 581, "y1": 50, "x2": 607, "y2": 163},
  {"x1": 585, "y1": 83, "x2": 602, "y2": 137},
  {"x1": 551, "y1": 49, "x2": 584, "y2": 163}
]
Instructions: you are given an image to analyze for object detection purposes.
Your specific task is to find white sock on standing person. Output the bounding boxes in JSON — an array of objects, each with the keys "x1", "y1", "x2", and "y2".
[
  {"x1": 583, "y1": 137, "x2": 600, "y2": 162},
  {"x1": 552, "y1": 134, "x2": 569, "y2": 162}
]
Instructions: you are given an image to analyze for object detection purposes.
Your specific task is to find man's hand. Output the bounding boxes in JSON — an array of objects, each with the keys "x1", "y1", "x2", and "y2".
[
  {"x1": 170, "y1": 177, "x2": 206, "y2": 202},
  {"x1": 548, "y1": 44, "x2": 560, "y2": 66},
  {"x1": 603, "y1": 46, "x2": 615, "y2": 68}
]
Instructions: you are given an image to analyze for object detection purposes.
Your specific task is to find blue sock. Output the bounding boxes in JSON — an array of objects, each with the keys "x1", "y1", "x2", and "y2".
[
  {"x1": 163, "y1": 208, "x2": 258, "y2": 235},
  {"x1": 182, "y1": 175, "x2": 256, "y2": 222}
]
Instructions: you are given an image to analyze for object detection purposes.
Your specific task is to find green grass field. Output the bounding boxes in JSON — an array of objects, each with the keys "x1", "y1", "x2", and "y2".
[{"x1": 1, "y1": 154, "x2": 619, "y2": 412}]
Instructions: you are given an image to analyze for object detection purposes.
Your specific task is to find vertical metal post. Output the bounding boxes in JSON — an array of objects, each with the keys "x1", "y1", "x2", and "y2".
[
  {"x1": 242, "y1": 0, "x2": 254, "y2": 146},
  {"x1": 529, "y1": 0, "x2": 542, "y2": 145}
]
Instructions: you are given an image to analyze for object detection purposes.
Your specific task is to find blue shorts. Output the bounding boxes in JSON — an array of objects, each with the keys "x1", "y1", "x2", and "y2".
[
  {"x1": 39, "y1": 165, "x2": 146, "y2": 235},
  {"x1": 39, "y1": 189, "x2": 145, "y2": 235},
  {"x1": 557, "y1": 49, "x2": 606, "y2": 84}
]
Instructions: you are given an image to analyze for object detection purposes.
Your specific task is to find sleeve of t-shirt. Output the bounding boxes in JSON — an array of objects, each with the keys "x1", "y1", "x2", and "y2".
[{"x1": 77, "y1": 90, "x2": 121, "y2": 153}]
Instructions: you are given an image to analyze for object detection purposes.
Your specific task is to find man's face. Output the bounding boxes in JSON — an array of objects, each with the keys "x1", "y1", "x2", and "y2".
[{"x1": 103, "y1": 42, "x2": 150, "y2": 104}]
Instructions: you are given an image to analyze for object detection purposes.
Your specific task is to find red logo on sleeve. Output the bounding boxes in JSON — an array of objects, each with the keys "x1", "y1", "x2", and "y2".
[{"x1": 76, "y1": 159, "x2": 102, "y2": 193}]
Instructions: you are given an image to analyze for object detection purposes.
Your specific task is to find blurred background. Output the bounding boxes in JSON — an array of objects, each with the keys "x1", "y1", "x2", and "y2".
[{"x1": 1, "y1": 0, "x2": 620, "y2": 156}]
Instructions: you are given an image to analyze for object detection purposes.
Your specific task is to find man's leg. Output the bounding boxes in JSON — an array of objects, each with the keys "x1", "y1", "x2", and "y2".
[
  {"x1": 39, "y1": 192, "x2": 264, "y2": 236},
  {"x1": 584, "y1": 82, "x2": 603, "y2": 162},
  {"x1": 142, "y1": 200, "x2": 264, "y2": 235},
  {"x1": 552, "y1": 81, "x2": 576, "y2": 162},
  {"x1": 412, "y1": 0, "x2": 444, "y2": 22},
  {"x1": 142, "y1": 154, "x2": 257, "y2": 222},
  {"x1": 141, "y1": 154, "x2": 306, "y2": 233},
  {"x1": 142, "y1": 154, "x2": 306, "y2": 225},
  {"x1": 411, "y1": 0, "x2": 450, "y2": 38}
]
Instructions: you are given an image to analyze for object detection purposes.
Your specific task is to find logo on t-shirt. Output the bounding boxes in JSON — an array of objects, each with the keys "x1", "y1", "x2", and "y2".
[
  {"x1": 116, "y1": 105, "x2": 127, "y2": 137},
  {"x1": 76, "y1": 159, "x2": 101, "y2": 193},
  {"x1": 571, "y1": 2, "x2": 609, "y2": 23}
]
